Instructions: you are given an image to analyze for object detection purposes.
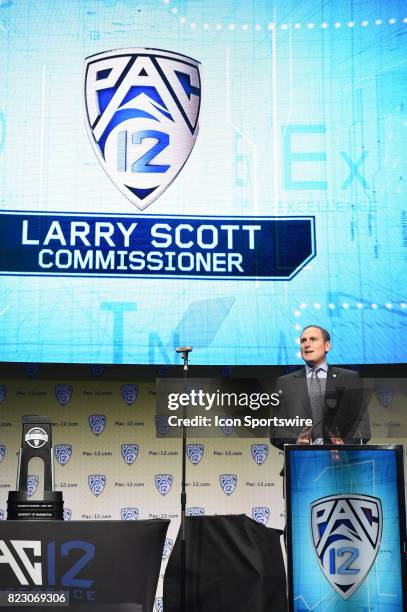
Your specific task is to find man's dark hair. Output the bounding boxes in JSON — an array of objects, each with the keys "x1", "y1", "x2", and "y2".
[{"x1": 301, "y1": 325, "x2": 331, "y2": 343}]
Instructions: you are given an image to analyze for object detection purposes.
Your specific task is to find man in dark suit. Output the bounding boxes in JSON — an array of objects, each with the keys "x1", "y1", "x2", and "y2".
[{"x1": 271, "y1": 325, "x2": 370, "y2": 449}]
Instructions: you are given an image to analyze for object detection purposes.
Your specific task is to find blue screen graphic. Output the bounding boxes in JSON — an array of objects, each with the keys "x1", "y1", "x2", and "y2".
[
  {"x1": 0, "y1": 0, "x2": 406, "y2": 364},
  {"x1": 289, "y1": 448, "x2": 404, "y2": 611}
]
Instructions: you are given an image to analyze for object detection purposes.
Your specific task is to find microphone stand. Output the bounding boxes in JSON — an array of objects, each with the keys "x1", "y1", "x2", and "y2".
[{"x1": 176, "y1": 347, "x2": 192, "y2": 612}]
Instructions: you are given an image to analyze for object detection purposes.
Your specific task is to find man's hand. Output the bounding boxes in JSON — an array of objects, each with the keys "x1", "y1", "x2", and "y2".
[
  {"x1": 327, "y1": 432, "x2": 344, "y2": 462},
  {"x1": 296, "y1": 427, "x2": 312, "y2": 444},
  {"x1": 329, "y1": 436, "x2": 344, "y2": 445}
]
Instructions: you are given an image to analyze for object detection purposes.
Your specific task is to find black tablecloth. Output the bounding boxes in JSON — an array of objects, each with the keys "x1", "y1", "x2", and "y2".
[{"x1": 164, "y1": 514, "x2": 287, "y2": 612}]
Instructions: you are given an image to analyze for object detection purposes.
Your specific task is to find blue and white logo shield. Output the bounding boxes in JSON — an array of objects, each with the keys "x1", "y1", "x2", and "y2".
[
  {"x1": 155, "y1": 415, "x2": 170, "y2": 435},
  {"x1": 121, "y1": 443, "x2": 139, "y2": 465},
  {"x1": 155, "y1": 473, "x2": 173, "y2": 496},
  {"x1": 121, "y1": 507, "x2": 139, "y2": 520},
  {"x1": 55, "y1": 384, "x2": 72, "y2": 406},
  {"x1": 155, "y1": 598, "x2": 163, "y2": 612},
  {"x1": 187, "y1": 507, "x2": 205, "y2": 516},
  {"x1": 310, "y1": 494, "x2": 382, "y2": 600},
  {"x1": 375, "y1": 384, "x2": 394, "y2": 408},
  {"x1": 218, "y1": 416, "x2": 233, "y2": 437},
  {"x1": 89, "y1": 414, "x2": 106, "y2": 436},
  {"x1": 219, "y1": 474, "x2": 237, "y2": 496},
  {"x1": 88, "y1": 474, "x2": 106, "y2": 497},
  {"x1": 251, "y1": 444, "x2": 268, "y2": 465},
  {"x1": 63, "y1": 508, "x2": 72, "y2": 521},
  {"x1": 0, "y1": 445, "x2": 5, "y2": 463},
  {"x1": 121, "y1": 384, "x2": 138, "y2": 406},
  {"x1": 54, "y1": 444, "x2": 72, "y2": 465},
  {"x1": 0, "y1": 385, "x2": 7, "y2": 403},
  {"x1": 252, "y1": 506, "x2": 270, "y2": 525},
  {"x1": 84, "y1": 48, "x2": 201, "y2": 210},
  {"x1": 162, "y1": 538, "x2": 173, "y2": 560},
  {"x1": 27, "y1": 475, "x2": 39, "y2": 498},
  {"x1": 186, "y1": 443, "x2": 204, "y2": 465},
  {"x1": 24, "y1": 363, "x2": 39, "y2": 378}
]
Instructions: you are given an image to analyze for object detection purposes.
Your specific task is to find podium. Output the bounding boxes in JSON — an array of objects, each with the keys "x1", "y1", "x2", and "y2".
[{"x1": 285, "y1": 445, "x2": 406, "y2": 611}]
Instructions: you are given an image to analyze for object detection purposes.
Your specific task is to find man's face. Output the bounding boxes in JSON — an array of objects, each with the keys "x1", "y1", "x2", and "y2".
[{"x1": 300, "y1": 327, "x2": 331, "y2": 366}]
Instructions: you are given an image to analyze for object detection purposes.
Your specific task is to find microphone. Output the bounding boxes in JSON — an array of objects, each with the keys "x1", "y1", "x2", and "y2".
[
  {"x1": 176, "y1": 346, "x2": 193, "y2": 371},
  {"x1": 176, "y1": 346, "x2": 193, "y2": 354}
]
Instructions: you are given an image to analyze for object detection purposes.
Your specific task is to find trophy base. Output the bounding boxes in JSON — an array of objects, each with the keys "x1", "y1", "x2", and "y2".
[{"x1": 7, "y1": 490, "x2": 64, "y2": 520}]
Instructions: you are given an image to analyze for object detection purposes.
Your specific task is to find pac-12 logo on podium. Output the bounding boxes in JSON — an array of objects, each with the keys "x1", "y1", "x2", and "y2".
[
  {"x1": 310, "y1": 494, "x2": 382, "y2": 599},
  {"x1": 84, "y1": 48, "x2": 201, "y2": 210}
]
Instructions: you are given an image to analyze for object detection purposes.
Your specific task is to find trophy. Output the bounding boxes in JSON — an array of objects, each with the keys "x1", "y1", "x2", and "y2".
[{"x1": 7, "y1": 416, "x2": 64, "y2": 520}]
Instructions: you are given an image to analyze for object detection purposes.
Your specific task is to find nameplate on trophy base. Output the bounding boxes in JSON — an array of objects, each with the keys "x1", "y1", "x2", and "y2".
[{"x1": 7, "y1": 491, "x2": 63, "y2": 520}]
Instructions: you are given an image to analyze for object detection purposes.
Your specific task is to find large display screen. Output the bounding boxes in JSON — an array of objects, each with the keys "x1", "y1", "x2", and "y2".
[
  {"x1": 0, "y1": 0, "x2": 406, "y2": 365},
  {"x1": 287, "y1": 446, "x2": 406, "y2": 611}
]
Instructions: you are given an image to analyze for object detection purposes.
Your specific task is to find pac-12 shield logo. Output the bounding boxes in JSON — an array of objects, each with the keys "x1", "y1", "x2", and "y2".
[
  {"x1": 155, "y1": 473, "x2": 173, "y2": 496},
  {"x1": 121, "y1": 384, "x2": 138, "y2": 406},
  {"x1": 0, "y1": 385, "x2": 7, "y2": 403},
  {"x1": 155, "y1": 598, "x2": 163, "y2": 612},
  {"x1": 84, "y1": 48, "x2": 201, "y2": 210},
  {"x1": 252, "y1": 506, "x2": 270, "y2": 525},
  {"x1": 27, "y1": 475, "x2": 39, "y2": 498},
  {"x1": 88, "y1": 474, "x2": 106, "y2": 496},
  {"x1": 218, "y1": 416, "x2": 233, "y2": 437},
  {"x1": 220, "y1": 474, "x2": 237, "y2": 496},
  {"x1": 187, "y1": 507, "x2": 205, "y2": 516},
  {"x1": 54, "y1": 444, "x2": 72, "y2": 465},
  {"x1": 121, "y1": 443, "x2": 139, "y2": 465},
  {"x1": 251, "y1": 444, "x2": 268, "y2": 465},
  {"x1": 155, "y1": 415, "x2": 170, "y2": 435},
  {"x1": 55, "y1": 384, "x2": 72, "y2": 406},
  {"x1": 121, "y1": 507, "x2": 139, "y2": 520},
  {"x1": 186, "y1": 443, "x2": 204, "y2": 465},
  {"x1": 310, "y1": 494, "x2": 382, "y2": 600},
  {"x1": 89, "y1": 414, "x2": 106, "y2": 436},
  {"x1": 63, "y1": 508, "x2": 72, "y2": 521},
  {"x1": 375, "y1": 384, "x2": 394, "y2": 408},
  {"x1": 162, "y1": 538, "x2": 173, "y2": 561}
]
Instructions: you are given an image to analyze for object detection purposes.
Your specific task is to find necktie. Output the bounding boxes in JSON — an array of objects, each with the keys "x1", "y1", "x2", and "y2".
[{"x1": 309, "y1": 368, "x2": 324, "y2": 441}]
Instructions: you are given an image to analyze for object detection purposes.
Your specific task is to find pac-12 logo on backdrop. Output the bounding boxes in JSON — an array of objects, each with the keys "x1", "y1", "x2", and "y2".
[
  {"x1": 0, "y1": 385, "x2": 7, "y2": 403},
  {"x1": 219, "y1": 474, "x2": 237, "y2": 496},
  {"x1": 186, "y1": 443, "x2": 204, "y2": 465},
  {"x1": 121, "y1": 384, "x2": 138, "y2": 406},
  {"x1": 251, "y1": 444, "x2": 268, "y2": 466},
  {"x1": 252, "y1": 507, "x2": 270, "y2": 525},
  {"x1": 88, "y1": 474, "x2": 106, "y2": 497},
  {"x1": 27, "y1": 475, "x2": 39, "y2": 498},
  {"x1": 55, "y1": 384, "x2": 72, "y2": 406},
  {"x1": 121, "y1": 443, "x2": 139, "y2": 465},
  {"x1": 121, "y1": 507, "x2": 139, "y2": 521},
  {"x1": 54, "y1": 444, "x2": 72, "y2": 465},
  {"x1": 310, "y1": 494, "x2": 382, "y2": 600},
  {"x1": 89, "y1": 414, "x2": 106, "y2": 436},
  {"x1": 155, "y1": 474, "x2": 173, "y2": 496},
  {"x1": 84, "y1": 48, "x2": 201, "y2": 210}
]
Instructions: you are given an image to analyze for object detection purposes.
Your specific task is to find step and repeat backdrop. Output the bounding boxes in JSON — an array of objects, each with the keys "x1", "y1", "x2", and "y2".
[
  {"x1": 0, "y1": 0, "x2": 406, "y2": 365},
  {"x1": 0, "y1": 368, "x2": 406, "y2": 605}
]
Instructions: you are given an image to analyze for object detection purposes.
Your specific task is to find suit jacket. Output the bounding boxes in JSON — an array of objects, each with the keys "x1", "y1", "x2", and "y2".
[{"x1": 270, "y1": 366, "x2": 371, "y2": 449}]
